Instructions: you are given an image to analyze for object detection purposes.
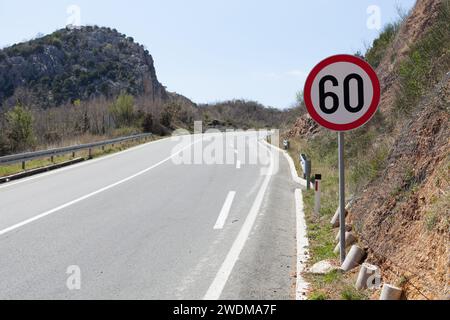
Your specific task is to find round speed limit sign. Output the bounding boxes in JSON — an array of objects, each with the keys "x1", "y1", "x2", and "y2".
[{"x1": 304, "y1": 54, "x2": 380, "y2": 131}]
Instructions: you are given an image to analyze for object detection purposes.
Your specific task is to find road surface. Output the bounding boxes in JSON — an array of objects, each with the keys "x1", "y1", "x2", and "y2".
[{"x1": 0, "y1": 131, "x2": 301, "y2": 299}]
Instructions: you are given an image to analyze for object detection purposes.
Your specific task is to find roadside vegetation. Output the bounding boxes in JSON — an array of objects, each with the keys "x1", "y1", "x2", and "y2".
[
  {"x1": 287, "y1": 1, "x2": 450, "y2": 299},
  {"x1": 0, "y1": 93, "x2": 174, "y2": 156},
  {"x1": 287, "y1": 139, "x2": 369, "y2": 300}
]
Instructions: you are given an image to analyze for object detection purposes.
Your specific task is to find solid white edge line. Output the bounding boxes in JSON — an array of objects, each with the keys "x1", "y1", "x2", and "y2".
[
  {"x1": 204, "y1": 141, "x2": 274, "y2": 300},
  {"x1": 0, "y1": 139, "x2": 200, "y2": 237},
  {"x1": 213, "y1": 191, "x2": 236, "y2": 230},
  {"x1": 295, "y1": 188, "x2": 310, "y2": 300},
  {"x1": 261, "y1": 140, "x2": 310, "y2": 300}
]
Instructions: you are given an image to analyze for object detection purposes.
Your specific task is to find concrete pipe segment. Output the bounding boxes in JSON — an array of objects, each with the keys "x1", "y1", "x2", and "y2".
[
  {"x1": 334, "y1": 225, "x2": 352, "y2": 242},
  {"x1": 333, "y1": 232, "x2": 357, "y2": 254},
  {"x1": 355, "y1": 263, "x2": 380, "y2": 290},
  {"x1": 330, "y1": 208, "x2": 348, "y2": 228},
  {"x1": 380, "y1": 284, "x2": 403, "y2": 300},
  {"x1": 341, "y1": 245, "x2": 366, "y2": 272}
]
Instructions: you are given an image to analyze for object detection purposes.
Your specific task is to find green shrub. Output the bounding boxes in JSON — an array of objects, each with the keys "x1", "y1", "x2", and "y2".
[
  {"x1": 309, "y1": 291, "x2": 328, "y2": 300},
  {"x1": 6, "y1": 105, "x2": 36, "y2": 152},
  {"x1": 141, "y1": 113, "x2": 154, "y2": 133},
  {"x1": 365, "y1": 22, "x2": 401, "y2": 68},
  {"x1": 340, "y1": 286, "x2": 366, "y2": 300},
  {"x1": 160, "y1": 109, "x2": 172, "y2": 128},
  {"x1": 394, "y1": 2, "x2": 450, "y2": 114},
  {"x1": 109, "y1": 94, "x2": 136, "y2": 127}
]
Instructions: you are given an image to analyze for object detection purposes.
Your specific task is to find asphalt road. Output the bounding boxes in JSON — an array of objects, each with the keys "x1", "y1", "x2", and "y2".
[{"x1": 0, "y1": 131, "x2": 300, "y2": 299}]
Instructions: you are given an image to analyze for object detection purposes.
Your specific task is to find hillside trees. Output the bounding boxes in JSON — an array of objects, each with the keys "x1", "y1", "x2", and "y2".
[
  {"x1": 3, "y1": 105, "x2": 36, "y2": 153},
  {"x1": 109, "y1": 93, "x2": 136, "y2": 127}
]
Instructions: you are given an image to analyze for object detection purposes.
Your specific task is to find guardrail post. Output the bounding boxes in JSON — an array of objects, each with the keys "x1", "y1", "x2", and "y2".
[
  {"x1": 305, "y1": 159, "x2": 311, "y2": 190},
  {"x1": 314, "y1": 174, "x2": 321, "y2": 216},
  {"x1": 22, "y1": 161, "x2": 26, "y2": 170},
  {"x1": 72, "y1": 151, "x2": 75, "y2": 158},
  {"x1": 50, "y1": 155, "x2": 54, "y2": 163},
  {"x1": 88, "y1": 148, "x2": 92, "y2": 159},
  {"x1": 283, "y1": 139, "x2": 290, "y2": 150}
]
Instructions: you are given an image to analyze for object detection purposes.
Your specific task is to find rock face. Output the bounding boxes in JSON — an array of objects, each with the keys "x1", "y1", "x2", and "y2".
[
  {"x1": 0, "y1": 26, "x2": 167, "y2": 108},
  {"x1": 285, "y1": 113, "x2": 319, "y2": 139}
]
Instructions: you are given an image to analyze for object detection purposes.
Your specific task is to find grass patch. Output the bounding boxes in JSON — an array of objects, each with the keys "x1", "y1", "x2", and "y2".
[
  {"x1": 366, "y1": 22, "x2": 401, "y2": 68},
  {"x1": 308, "y1": 291, "x2": 328, "y2": 300},
  {"x1": 341, "y1": 285, "x2": 367, "y2": 300},
  {"x1": 284, "y1": 132, "x2": 379, "y2": 300},
  {"x1": 394, "y1": 2, "x2": 450, "y2": 115}
]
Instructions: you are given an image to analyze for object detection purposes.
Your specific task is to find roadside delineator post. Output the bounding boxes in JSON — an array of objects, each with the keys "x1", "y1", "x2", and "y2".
[
  {"x1": 314, "y1": 174, "x2": 321, "y2": 216},
  {"x1": 283, "y1": 139, "x2": 290, "y2": 150}
]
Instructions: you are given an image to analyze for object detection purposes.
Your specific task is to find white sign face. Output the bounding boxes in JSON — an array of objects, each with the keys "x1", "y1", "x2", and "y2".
[{"x1": 304, "y1": 55, "x2": 380, "y2": 131}]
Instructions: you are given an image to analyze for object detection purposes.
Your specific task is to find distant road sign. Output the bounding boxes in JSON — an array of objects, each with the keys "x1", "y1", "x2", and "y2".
[{"x1": 303, "y1": 54, "x2": 380, "y2": 131}]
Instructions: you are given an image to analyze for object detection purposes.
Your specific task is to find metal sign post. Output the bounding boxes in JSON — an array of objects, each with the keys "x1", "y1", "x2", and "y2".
[{"x1": 338, "y1": 132, "x2": 346, "y2": 263}]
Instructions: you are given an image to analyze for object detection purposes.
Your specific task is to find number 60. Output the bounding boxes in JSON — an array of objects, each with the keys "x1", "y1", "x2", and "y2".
[{"x1": 319, "y1": 74, "x2": 364, "y2": 114}]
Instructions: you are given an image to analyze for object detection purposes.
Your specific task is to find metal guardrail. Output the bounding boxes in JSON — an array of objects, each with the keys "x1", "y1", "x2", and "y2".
[
  {"x1": 283, "y1": 139, "x2": 290, "y2": 150},
  {"x1": 300, "y1": 153, "x2": 312, "y2": 190},
  {"x1": 0, "y1": 133, "x2": 153, "y2": 167}
]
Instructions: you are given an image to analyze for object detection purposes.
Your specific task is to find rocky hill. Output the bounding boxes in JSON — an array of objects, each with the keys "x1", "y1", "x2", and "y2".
[
  {"x1": 0, "y1": 26, "x2": 298, "y2": 155},
  {"x1": 0, "y1": 26, "x2": 167, "y2": 108}
]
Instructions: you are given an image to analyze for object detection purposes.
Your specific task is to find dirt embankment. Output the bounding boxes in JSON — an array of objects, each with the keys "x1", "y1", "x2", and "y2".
[
  {"x1": 348, "y1": 0, "x2": 449, "y2": 300},
  {"x1": 350, "y1": 72, "x2": 449, "y2": 300}
]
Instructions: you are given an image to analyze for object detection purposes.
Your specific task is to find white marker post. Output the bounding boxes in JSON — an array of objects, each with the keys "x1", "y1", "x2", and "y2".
[
  {"x1": 303, "y1": 55, "x2": 380, "y2": 264},
  {"x1": 314, "y1": 174, "x2": 321, "y2": 217}
]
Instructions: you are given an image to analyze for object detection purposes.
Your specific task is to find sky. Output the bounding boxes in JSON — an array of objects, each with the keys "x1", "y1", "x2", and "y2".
[{"x1": 0, "y1": 0, "x2": 416, "y2": 109}]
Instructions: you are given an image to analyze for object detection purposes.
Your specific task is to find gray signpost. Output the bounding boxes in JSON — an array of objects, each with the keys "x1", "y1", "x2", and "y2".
[
  {"x1": 303, "y1": 54, "x2": 380, "y2": 264},
  {"x1": 338, "y1": 132, "x2": 346, "y2": 263}
]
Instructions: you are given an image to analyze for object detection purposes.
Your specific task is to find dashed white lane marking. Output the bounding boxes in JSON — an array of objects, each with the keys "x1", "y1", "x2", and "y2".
[
  {"x1": 204, "y1": 141, "x2": 274, "y2": 300},
  {"x1": 213, "y1": 191, "x2": 236, "y2": 230},
  {"x1": 0, "y1": 139, "x2": 201, "y2": 237}
]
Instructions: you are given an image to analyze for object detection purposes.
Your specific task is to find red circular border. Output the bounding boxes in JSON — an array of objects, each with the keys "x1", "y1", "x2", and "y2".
[{"x1": 303, "y1": 54, "x2": 380, "y2": 131}]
